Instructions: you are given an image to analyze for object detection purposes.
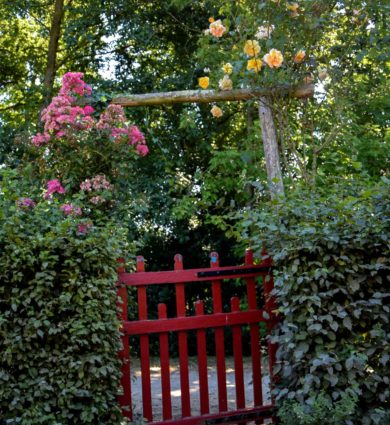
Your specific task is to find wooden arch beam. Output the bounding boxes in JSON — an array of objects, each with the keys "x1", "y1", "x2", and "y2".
[{"x1": 111, "y1": 84, "x2": 314, "y2": 107}]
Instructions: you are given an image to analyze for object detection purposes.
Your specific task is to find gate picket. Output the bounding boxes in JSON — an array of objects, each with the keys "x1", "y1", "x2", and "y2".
[
  {"x1": 137, "y1": 256, "x2": 153, "y2": 422},
  {"x1": 174, "y1": 254, "x2": 191, "y2": 417},
  {"x1": 158, "y1": 303, "x2": 173, "y2": 420},
  {"x1": 230, "y1": 297, "x2": 245, "y2": 409},
  {"x1": 117, "y1": 250, "x2": 278, "y2": 424},
  {"x1": 195, "y1": 300, "x2": 210, "y2": 415},
  {"x1": 210, "y1": 252, "x2": 228, "y2": 412}
]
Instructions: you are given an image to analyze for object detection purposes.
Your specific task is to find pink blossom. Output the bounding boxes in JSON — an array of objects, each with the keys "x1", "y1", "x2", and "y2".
[
  {"x1": 90, "y1": 195, "x2": 104, "y2": 205},
  {"x1": 80, "y1": 175, "x2": 112, "y2": 192},
  {"x1": 60, "y1": 203, "x2": 82, "y2": 216},
  {"x1": 136, "y1": 144, "x2": 149, "y2": 156},
  {"x1": 32, "y1": 133, "x2": 50, "y2": 147},
  {"x1": 77, "y1": 222, "x2": 92, "y2": 235},
  {"x1": 59, "y1": 72, "x2": 92, "y2": 97},
  {"x1": 16, "y1": 198, "x2": 36, "y2": 209},
  {"x1": 80, "y1": 179, "x2": 92, "y2": 192},
  {"x1": 44, "y1": 179, "x2": 66, "y2": 199},
  {"x1": 128, "y1": 125, "x2": 145, "y2": 145},
  {"x1": 97, "y1": 105, "x2": 126, "y2": 129},
  {"x1": 83, "y1": 105, "x2": 94, "y2": 115}
]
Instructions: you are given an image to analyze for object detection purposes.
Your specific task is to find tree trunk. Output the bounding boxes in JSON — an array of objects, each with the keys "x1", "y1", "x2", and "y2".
[
  {"x1": 258, "y1": 97, "x2": 284, "y2": 198},
  {"x1": 43, "y1": 0, "x2": 65, "y2": 105}
]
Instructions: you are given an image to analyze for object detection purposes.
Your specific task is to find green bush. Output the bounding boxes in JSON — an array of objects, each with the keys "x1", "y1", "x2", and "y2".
[
  {"x1": 238, "y1": 179, "x2": 390, "y2": 424},
  {"x1": 278, "y1": 390, "x2": 358, "y2": 425},
  {"x1": 0, "y1": 172, "x2": 125, "y2": 424}
]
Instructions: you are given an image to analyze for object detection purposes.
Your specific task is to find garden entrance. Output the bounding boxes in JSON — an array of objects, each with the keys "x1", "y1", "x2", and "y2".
[{"x1": 117, "y1": 250, "x2": 279, "y2": 424}]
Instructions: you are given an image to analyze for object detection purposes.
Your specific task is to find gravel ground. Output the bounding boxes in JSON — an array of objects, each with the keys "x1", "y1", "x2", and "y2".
[{"x1": 130, "y1": 357, "x2": 271, "y2": 422}]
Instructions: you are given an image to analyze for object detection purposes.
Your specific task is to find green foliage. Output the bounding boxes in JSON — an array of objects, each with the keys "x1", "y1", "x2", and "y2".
[
  {"x1": 0, "y1": 170, "x2": 126, "y2": 424},
  {"x1": 238, "y1": 179, "x2": 390, "y2": 424},
  {"x1": 278, "y1": 390, "x2": 358, "y2": 425}
]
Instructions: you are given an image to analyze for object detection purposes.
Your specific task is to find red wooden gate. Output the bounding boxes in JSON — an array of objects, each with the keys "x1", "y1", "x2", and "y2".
[{"x1": 117, "y1": 250, "x2": 278, "y2": 425}]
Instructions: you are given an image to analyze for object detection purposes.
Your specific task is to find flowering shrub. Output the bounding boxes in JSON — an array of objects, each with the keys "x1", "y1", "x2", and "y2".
[{"x1": 33, "y1": 72, "x2": 148, "y2": 208}]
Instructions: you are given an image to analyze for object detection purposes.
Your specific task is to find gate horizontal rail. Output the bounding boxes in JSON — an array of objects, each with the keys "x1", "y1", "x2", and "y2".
[{"x1": 117, "y1": 250, "x2": 278, "y2": 425}]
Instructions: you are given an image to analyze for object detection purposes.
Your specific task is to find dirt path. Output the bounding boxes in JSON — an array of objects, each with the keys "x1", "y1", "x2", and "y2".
[{"x1": 130, "y1": 357, "x2": 271, "y2": 421}]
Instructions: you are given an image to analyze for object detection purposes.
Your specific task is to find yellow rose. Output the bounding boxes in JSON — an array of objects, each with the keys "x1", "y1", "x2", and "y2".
[
  {"x1": 222, "y1": 63, "x2": 233, "y2": 74},
  {"x1": 219, "y1": 75, "x2": 233, "y2": 90},
  {"x1": 244, "y1": 40, "x2": 261, "y2": 57},
  {"x1": 263, "y1": 49, "x2": 284, "y2": 69},
  {"x1": 247, "y1": 59, "x2": 263, "y2": 73},
  {"x1": 208, "y1": 17, "x2": 215, "y2": 23},
  {"x1": 293, "y1": 50, "x2": 306, "y2": 64},
  {"x1": 287, "y1": 2, "x2": 299, "y2": 12},
  {"x1": 211, "y1": 105, "x2": 223, "y2": 118},
  {"x1": 198, "y1": 76, "x2": 210, "y2": 89}
]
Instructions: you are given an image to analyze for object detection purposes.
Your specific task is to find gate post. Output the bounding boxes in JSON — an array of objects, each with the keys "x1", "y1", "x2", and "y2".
[{"x1": 117, "y1": 258, "x2": 132, "y2": 420}]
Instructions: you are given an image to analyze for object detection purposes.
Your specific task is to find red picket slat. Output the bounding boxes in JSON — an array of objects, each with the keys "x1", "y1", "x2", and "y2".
[
  {"x1": 210, "y1": 252, "x2": 227, "y2": 412},
  {"x1": 175, "y1": 254, "x2": 191, "y2": 417},
  {"x1": 158, "y1": 303, "x2": 172, "y2": 420},
  {"x1": 195, "y1": 300, "x2": 209, "y2": 415},
  {"x1": 245, "y1": 251, "x2": 263, "y2": 407},
  {"x1": 230, "y1": 297, "x2": 245, "y2": 409},
  {"x1": 137, "y1": 258, "x2": 153, "y2": 422}
]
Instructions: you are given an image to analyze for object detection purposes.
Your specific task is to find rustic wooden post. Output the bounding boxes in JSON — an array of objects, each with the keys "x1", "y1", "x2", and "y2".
[{"x1": 258, "y1": 97, "x2": 284, "y2": 198}]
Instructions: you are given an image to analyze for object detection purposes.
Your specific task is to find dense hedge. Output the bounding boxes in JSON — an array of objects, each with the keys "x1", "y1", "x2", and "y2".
[
  {"x1": 0, "y1": 180, "x2": 124, "y2": 424},
  {"x1": 239, "y1": 180, "x2": 390, "y2": 424}
]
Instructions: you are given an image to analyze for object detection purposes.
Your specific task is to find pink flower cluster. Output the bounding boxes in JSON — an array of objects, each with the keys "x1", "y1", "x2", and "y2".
[
  {"x1": 16, "y1": 197, "x2": 36, "y2": 209},
  {"x1": 90, "y1": 196, "x2": 105, "y2": 205},
  {"x1": 59, "y1": 72, "x2": 92, "y2": 98},
  {"x1": 80, "y1": 175, "x2": 113, "y2": 192},
  {"x1": 77, "y1": 222, "x2": 92, "y2": 235},
  {"x1": 111, "y1": 124, "x2": 148, "y2": 156},
  {"x1": 31, "y1": 72, "x2": 149, "y2": 155},
  {"x1": 44, "y1": 179, "x2": 66, "y2": 199},
  {"x1": 60, "y1": 203, "x2": 82, "y2": 216},
  {"x1": 97, "y1": 105, "x2": 126, "y2": 129}
]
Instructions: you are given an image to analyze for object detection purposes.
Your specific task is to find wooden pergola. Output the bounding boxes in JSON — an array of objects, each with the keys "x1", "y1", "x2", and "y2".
[{"x1": 112, "y1": 83, "x2": 314, "y2": 197}]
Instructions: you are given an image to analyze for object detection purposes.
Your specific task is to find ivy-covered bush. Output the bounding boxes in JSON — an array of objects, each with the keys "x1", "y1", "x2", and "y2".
[
  {"x1": 0, "y1": 171, "x2": 126, "y2": 424},
  {"x1": 238, "y1": 179, "x2": 390, "y2": 424}
]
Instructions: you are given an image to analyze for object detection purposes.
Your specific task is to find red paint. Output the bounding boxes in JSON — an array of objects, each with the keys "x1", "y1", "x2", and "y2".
[
  {"x1": 231, "y1": 297, "x2": 245, "y2": 409},
  {"x1": 117, "y1": 250, "x2": 278, "y2": 424},
  {"x1": 138, "y1": 284, "x2": 153, "y2": 421},
  {"x1": 195, "y1": 300, "x2": 210, "y2": 415},
  {"x1": 159, "y1": 304, "x2": 172, "y2": 420},
  {"x1": 175, "y1": 254, "x2": 191, "y2": 417},
  {"x1": 210, "y1": 252, "x2": 228, "y2": 412},
  {"x1": 245, "y1": 251, "x2": 263, "y2": 407}
]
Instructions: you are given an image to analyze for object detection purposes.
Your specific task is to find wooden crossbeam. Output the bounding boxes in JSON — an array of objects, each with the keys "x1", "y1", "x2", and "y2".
[{"x1": 111, "y1": 84, "x2": 314, "y2": 107}]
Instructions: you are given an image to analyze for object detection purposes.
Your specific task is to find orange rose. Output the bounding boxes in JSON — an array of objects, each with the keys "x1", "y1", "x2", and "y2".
[
  {"x1": 211, "y1": 105, "x2": 223, "y2": 118},
  {"x1": 293, "y1": 50, "x2": 306, "y2": 64},
  {"x1": 263, "y1": 49, "x2": 284, "y2": 69},
  {"x1": 209, "y1": 19, "x2": 227, "y2": 38}
]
